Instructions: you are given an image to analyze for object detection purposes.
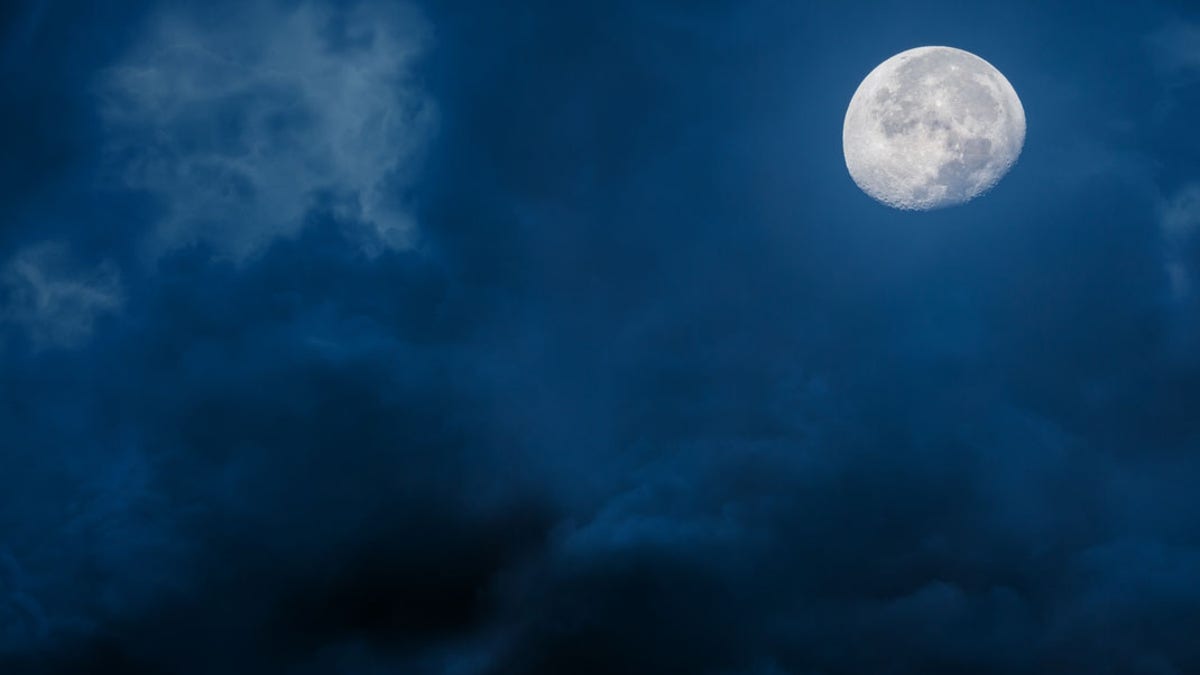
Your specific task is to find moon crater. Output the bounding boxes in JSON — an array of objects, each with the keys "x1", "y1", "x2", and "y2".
[{"x1": 843, "y1": 46, "x2": 1025, "y2": 210}]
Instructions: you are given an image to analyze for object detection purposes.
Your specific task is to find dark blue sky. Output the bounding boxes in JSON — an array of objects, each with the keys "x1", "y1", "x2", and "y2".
[{"x1": 2, "y1": 1, "x2": 1199, "y2": 673}]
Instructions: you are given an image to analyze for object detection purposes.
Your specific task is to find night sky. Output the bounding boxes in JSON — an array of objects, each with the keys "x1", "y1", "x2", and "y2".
[{"x1": 2, "y1": 1, "x2": 1200, "y2": 673}]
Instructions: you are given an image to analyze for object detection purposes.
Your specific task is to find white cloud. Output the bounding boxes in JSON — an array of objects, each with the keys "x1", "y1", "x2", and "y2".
[
  {"x1": 1, "y1": 243, "x2": 123, "y2": 349},
  {"x1": 99, "y1": 1, "x2": 437, "y2": 261}
]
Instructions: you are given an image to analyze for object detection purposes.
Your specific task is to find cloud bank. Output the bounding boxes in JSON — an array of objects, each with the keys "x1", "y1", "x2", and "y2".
[{"x1": 1, "y1": 1, "x2": 1200, "y2": 674}]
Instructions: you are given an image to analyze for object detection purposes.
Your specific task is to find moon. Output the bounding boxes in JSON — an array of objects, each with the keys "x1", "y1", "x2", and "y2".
[{"x1": 842, "y1": 46, "x2": 1025, "y2": 210}]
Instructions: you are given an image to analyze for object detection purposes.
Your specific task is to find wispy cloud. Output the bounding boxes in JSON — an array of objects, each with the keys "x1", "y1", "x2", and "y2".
[
  {"x1": 1, "y1": 243, "x2": 123, "y2": 349},
  {"x1": 99, "y1": 1, "x2": 437, "y2": 261},
  {"x1": 1148, "y1": 21, "x2": 1200, "y2": 84},
  {"x1": 1161, "y1": 183, "x2": 1200, "y2": 300}
]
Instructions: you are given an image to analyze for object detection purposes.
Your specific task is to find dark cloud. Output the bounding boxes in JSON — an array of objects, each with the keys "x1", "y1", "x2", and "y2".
[{"x1": 2, "y1": 0, "x2": 1199, "y2": 673}]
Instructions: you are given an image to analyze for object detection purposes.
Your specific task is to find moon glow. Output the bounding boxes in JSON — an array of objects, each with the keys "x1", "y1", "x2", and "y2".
[{"x1": 843, "y1": 46, "x2": 1025, "y2": 210}]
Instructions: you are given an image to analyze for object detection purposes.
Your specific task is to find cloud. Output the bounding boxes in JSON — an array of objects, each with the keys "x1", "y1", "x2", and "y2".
[
  {"x1": 1149, "y1": 21, "x2": 1200, "y2": 82},
  {"x1": 1160, "y1": 183, "x2": 1200, "y2": 298},
  {"x1": 3, "y1": 1, "x2": 1200, "y2": 673},
  {"x1": 0, "y1": 243, "x2": 122, "y2": 349},
  {"x1": 1162, "y1": 183, "x2": 1200, "y2": 240},
  {"x1": 0, "y1": 551, "x2": 48, "y2": 654},
  {"x1": 98, "y1": 0, "x2": 436, "y2": 261},
  {"x1": 1159, "y1": 183, "x2": 1200, "y2": 366}
]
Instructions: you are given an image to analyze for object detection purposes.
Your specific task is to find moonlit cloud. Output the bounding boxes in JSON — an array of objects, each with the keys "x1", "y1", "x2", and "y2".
[
  {"x1": 1, "y1": 244, "x2": 122, "y2": 349},
  {"x1": 99, "y1": 0, "x2": 437, "y2": 261}
]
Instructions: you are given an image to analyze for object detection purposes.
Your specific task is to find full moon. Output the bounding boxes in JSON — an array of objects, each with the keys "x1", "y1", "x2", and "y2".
[{"x1": 842, "y1": 46, "x2": 1025, "y2": 210}]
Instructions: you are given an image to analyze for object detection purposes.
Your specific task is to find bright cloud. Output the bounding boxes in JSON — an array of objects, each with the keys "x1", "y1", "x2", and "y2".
[{"x1": 99, "y1": 1, "x2": 437, "y2": 261}]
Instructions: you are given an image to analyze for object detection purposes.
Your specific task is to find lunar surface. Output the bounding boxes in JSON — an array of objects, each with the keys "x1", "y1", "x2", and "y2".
[{"x1": 843, "y1": 46, "x2": 1025, "y2": 210}]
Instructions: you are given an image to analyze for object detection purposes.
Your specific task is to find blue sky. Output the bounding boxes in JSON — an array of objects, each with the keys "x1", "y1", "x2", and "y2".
[{"x1": 2, "y1": 0, "x2": 1199, "y2": 673}]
